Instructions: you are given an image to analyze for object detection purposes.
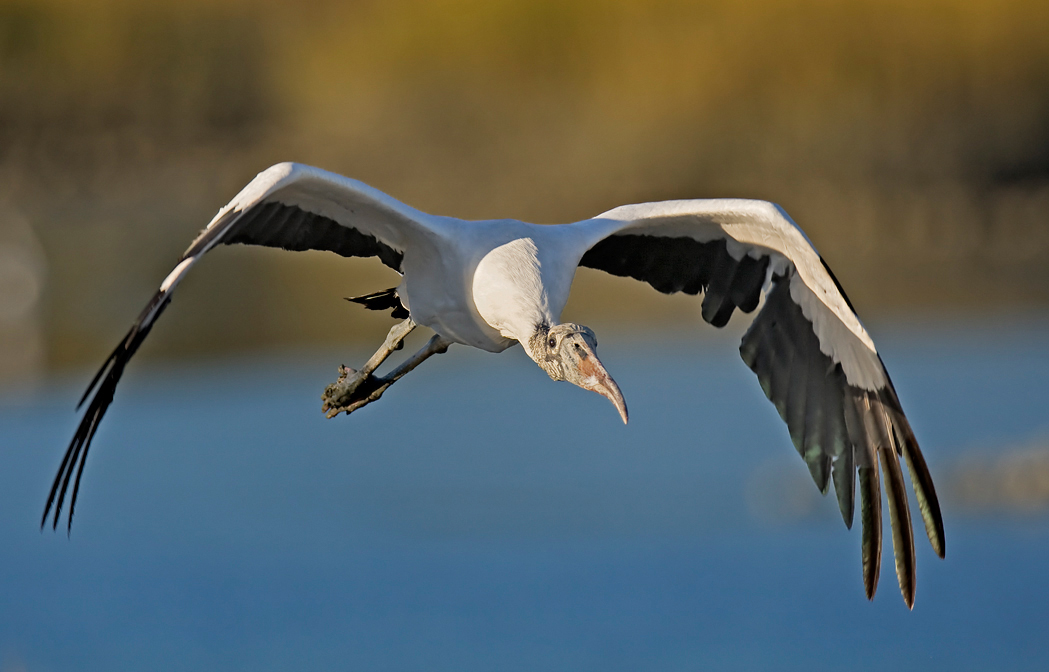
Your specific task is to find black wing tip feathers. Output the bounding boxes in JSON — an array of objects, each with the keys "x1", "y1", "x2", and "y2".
[
  {"x1": 44, "y1": 297, "x2": 169, "y2": 533},
  {"x1": 50, "y1": 191, "x2": 410, "y2": 532},
  {"x1": 43, "y1": 329, "x2": 132, "y2": 533},
  {"x1": 858, "y1": 463, "x2": 882, "y2": 602},
  {"x1": 879, "y1": 443, "x2": 917, "y2": 610},
  {"x1": 76, "y1": 339, "x2": 123, "y2": 410},
  {"x1": 740, "y1": 274, "x2": 943, "y2": 608},
  {"x1": 875, "y1": 355, "x2": 947, "y2": 556}
]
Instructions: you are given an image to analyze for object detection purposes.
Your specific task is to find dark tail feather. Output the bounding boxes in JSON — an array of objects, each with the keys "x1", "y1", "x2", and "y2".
[{"x1": 346, "y1": 287, "x2": 408, "y2": 319}]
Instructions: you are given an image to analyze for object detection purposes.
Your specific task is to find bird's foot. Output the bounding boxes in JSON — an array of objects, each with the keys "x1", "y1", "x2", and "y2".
[
  {"x1": 320, "y1": 332, "x2": 453, "y2": 419},
  {"x1": 321, "y1": 365, "x2": 389, "y2": 417},
  {"x1": 321, "y1": 318, "x2": 418, "y2": 417}
]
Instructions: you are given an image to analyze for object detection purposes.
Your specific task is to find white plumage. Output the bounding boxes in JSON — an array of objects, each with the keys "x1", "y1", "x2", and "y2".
[{"x1": 44, "y1": 162, "x2": 945, "y2": 608}]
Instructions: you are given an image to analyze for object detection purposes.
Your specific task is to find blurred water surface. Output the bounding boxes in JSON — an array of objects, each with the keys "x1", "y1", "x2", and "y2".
[{"x1": 1, "y1": 319, "x2": 1048, "y2": 671}]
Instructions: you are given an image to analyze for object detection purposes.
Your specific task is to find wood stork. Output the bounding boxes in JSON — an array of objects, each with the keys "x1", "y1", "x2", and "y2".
[{"x1": 43, "y1": 162, "x2": 944, "y2": 608}]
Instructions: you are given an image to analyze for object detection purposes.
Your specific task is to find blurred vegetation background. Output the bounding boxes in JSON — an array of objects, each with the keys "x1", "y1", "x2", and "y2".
[{"x1": 1, "y1": 0, "x2": 1047, "y2": 385}]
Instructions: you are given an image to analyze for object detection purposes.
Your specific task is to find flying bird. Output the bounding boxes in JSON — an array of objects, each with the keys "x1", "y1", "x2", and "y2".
[{"x1": 44, "y1": 162, "x2": 945, "y2": 608}]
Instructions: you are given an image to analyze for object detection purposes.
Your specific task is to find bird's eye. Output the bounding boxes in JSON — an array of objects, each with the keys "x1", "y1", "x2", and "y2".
[{"x1": 548, "y1": 336, "x2": 556, "y2": 349}]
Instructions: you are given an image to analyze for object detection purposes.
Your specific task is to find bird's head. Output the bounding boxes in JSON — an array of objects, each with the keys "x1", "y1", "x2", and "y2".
[{"x1": 528, "y1": 323, "x2": 628, "y2": 424}]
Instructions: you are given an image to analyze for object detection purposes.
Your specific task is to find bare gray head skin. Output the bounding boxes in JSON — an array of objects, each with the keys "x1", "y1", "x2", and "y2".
[{"x1": 529, "y1": 323, "x2": 628, "y2": 424}]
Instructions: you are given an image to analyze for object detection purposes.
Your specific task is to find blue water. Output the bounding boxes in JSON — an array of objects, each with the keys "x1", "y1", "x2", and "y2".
[{"x1": 2, "y1": 322, "x2": 1048, "y2": 671}]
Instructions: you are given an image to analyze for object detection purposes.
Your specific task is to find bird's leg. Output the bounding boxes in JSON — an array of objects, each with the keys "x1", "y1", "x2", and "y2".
[
  {"x1": 321, "y1": 320, "x2": 452, "y2": 418},
  {"x1": 321, "y1": 318, "x2": 415, "y2": 414}
]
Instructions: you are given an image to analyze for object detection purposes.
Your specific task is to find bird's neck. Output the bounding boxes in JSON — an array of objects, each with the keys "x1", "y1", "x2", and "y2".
[{"x1": 524, "y1": 322, "x2": 553, "y2": 366}]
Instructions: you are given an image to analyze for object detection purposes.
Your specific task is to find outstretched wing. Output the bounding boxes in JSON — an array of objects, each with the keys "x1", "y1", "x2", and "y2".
[
  {"x1": 574, "y1": 198, "x2": 945, "y2": 608},
  {"x1": 44, "y1": 162, "x2": 431, "y2": 532}
]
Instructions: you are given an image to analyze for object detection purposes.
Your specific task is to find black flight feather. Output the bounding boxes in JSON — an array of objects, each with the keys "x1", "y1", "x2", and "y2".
[{"x1": 46, "y1": 194, "x2": 406, "y2": 530}]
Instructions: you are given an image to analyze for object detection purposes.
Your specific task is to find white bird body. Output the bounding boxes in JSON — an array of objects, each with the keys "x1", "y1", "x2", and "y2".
[{"x1": 45, "y1": 161, "x2": 945, "y2": 609}]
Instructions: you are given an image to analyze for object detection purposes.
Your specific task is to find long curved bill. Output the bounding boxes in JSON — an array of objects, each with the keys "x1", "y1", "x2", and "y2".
[{"x1": 575, "y1": 346, "x2": 629, "y2": 424}]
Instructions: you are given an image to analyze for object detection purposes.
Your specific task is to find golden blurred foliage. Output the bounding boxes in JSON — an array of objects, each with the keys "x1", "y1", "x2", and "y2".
[{"x1": 1, "y1": 0, "x2": 1047, "y2": 375}]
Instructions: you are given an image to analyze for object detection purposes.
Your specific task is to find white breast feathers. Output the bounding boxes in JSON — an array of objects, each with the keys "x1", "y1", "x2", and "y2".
[{"x1": 472, "y1": 237, "x2": 553, "y2": 345}]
